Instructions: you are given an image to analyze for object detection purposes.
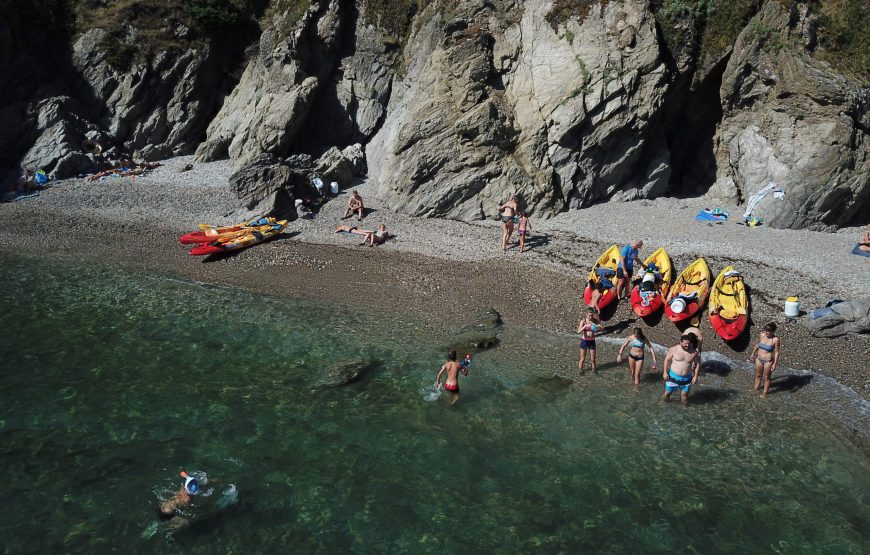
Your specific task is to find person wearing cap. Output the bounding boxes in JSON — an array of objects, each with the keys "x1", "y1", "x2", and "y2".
[{"x1": 616, "y1": 240, "x2": 645, "y2": 300}]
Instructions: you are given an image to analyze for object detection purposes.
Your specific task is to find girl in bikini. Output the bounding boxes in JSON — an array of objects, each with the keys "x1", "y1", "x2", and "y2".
[
  {"x1": 750, "y1": 321, "x2": 782, "y2": 398},
  {"x1": 616, "y1": 327, "x2": 657, "y2": 385},
  {"x1": 517, "y1": 211, "x2": 532, "y2": 252},
  {"x1": 500, "y1": 195, "x2": 519, "y2": 252},
  {"x1": 577, "y1": 308, "x2": 601, "y2": 375}
]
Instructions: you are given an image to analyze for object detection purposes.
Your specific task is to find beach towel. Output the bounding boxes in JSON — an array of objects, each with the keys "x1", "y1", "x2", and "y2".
[
  {"x1": 852, "y1": 244, "x2": 870, "y2": 257},
  {"x1": 743, "y1": 182, "x2": 777, "y2": 220},
  {"x1": 695, "y1": 208, "x2": 727, "y2": 222},
  {"x1": 639, "y1": 289, "x2": 656, "y2": 306},
  {"x1": 11, "y1": 191, "x2": 39, "y2": 201},
  {"x1": 595, "y1": 268, "x2": 617, "y2": 278},
  {"x1": 34, "y1": 170, "x2": 49, "y2": 184},
  {"x1": 599, "y1": 278, "x2": 613, "y2": 289}
]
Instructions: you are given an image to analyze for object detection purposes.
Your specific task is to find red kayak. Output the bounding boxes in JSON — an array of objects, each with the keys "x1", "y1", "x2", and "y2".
[
  {"x1": 189, "y1": 221, "x2": 287, "y2": 256},
  {"x1": 179, "y1": 217, "x2": 275, "y2": 244}
]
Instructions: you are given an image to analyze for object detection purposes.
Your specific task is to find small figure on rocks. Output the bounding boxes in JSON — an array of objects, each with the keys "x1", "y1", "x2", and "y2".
[
  {"x1": 499, "y1": 195, "x2": 519, "y2": 252},
  {"x1": 750, "y1": 322, "x2": 782, "y2": 399},
  {"x1": 342, "y1": 190, "x2": 365, "y2": 220},
  {"x1": 517, "y1": 210, "x2": 532, "y2": 253}
]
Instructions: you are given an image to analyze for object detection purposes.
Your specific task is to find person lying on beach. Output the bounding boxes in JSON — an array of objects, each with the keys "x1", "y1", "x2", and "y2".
[
  {"x1": 859, "y1": 229, "x2": 870, "y2": 253},
  {"x1": 616, "y1": 327, "x2": 657, "y2": 385},
  {"x1": 342, "y1": 190, "x2": 365, "y2": 220},
  {"x1": 85, "y1": 160, "x2": 160, "y2": 182},
  {"x1": 334, "y1": 224, "x2": 392, "y2": 246},
  {"x1": 434, "y1": 350, "x2": 468, "y2": 406},
  {"x1": 661, "y1": 334, "x2": 700, "y2": 403},
  {"x1": 749, "y1": 322, "x2": 781, "y2": 399},
  {"x1": 517, "y1": 211, "x2": 532, "y2": 252}
]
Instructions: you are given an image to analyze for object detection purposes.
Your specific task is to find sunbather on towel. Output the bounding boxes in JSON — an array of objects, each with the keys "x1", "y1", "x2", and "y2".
[
  {"x1": 335, "y1": 224, "x2": 392, "y2": 246},
  {"x1": 859, "y1": 229, "x2": 870, "y2": 254}
]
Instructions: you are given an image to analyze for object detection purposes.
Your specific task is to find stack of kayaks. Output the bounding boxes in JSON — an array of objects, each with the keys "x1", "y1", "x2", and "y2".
[
  {"x1": 179, "y1": 217, "x2": 277, "y2": 244},
  {"x1": 583, "y1": 244, "x2": 620, "y2": 310},
  {"x1": 179, "y1": 217, "x2": 288, "y2": 256},
  {"x1": 664, "y1": 258, "x2": 711, "y2": 323},
  {"x1": 629, "y1": 247, "x2": 672, "y2": 317},
  {"x1": 709, "y1": 266, "x2": 749, "y2": 341}
]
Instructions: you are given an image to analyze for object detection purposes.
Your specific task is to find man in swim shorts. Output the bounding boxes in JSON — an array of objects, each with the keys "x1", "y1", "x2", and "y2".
[
  {"x1": 616, "y1": 239, "x2": 645, "y2": 300},
  {"x1": 660, "y1": 334, "x2": 700, "y2": 403},
  {"x1": 435, "y1": 350, "x2": 468, "y2": 406}
]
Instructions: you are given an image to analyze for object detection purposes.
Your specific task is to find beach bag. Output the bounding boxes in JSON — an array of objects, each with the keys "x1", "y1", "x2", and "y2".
[{"x1": 34, "y1": 170, "x2": 49, "y2": 185}]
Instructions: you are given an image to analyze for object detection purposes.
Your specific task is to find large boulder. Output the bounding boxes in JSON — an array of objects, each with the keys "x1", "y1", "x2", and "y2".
[
  {"x1": 708, "y1": 0, "x2": 870, "y2": 230},
  {"x1": 804, "y1": 298, "x2": 870, "y2": 338}
]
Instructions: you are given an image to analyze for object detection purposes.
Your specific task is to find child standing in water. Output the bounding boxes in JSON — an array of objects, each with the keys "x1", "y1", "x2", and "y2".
[
  {"x1": 577, "y1": 308, "x2": 601, "y2": 375},
  {"x1": 749, "y1": 322, "x2": 782, "y2": 399},
  {"x1": 616, "y1": 327, "x2": 657, "y2": 385},
  {"x1": 517, "y1": 211, "x2": 532, "y2": 253},
  {"x1": 435, "y1": 350, "x2": 469, "y2": 406}
]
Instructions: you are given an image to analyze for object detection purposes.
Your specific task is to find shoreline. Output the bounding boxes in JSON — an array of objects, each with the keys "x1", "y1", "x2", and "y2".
[{"x1": 1, "y1": 156, "x2": 867, "y2": 401}]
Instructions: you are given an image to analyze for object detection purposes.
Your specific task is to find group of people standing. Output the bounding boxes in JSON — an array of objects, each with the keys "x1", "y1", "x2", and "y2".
[{"x1": 499, "y1": 195, "x2": 532, "y2": 253}]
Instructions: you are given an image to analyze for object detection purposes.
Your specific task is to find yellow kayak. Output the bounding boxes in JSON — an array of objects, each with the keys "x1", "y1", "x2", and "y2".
[
  {"x1": 189, "y1": 220, "x2": 288, "y2": 255},
  {"x1": 630, "y1": 247, "x2": 672, "y2": 316},
  {"x1": 665, "y1": 258, "x2": 710, "y2": 322},
  {"x1": 583, "y1": 244, "x2": 620, "y2": 309},
  {"x1": 709, "y1": 266, "x2": 749, "y2": 341}
]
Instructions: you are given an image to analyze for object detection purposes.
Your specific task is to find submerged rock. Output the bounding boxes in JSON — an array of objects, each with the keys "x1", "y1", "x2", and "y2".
[
  {"x1": 446, "y1": 308, "x2": 503, "y2": 353},
  {"x1": 315, "y1": 356, "x2": 376, "y2": 388}
]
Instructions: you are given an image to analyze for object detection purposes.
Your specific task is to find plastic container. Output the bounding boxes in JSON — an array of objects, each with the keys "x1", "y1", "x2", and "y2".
[
  {"x1": 330, "y1": 181, "x2": 339, "y2": 195},
  {"x1": 784, "y1": 296, "x2": 800, "y2": 317}
]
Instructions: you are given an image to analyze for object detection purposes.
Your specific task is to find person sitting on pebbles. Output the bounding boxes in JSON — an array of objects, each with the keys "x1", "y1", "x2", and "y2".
[
  {"x1": 342, "y1": 190, "x2": 366, "y2": 220},
  {"x1": 335, "y1": 223, "x2": 392, "y2": 246}
]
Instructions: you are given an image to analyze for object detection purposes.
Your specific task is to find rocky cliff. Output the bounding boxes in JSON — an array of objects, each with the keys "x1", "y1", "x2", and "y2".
[{"x1": 2, "y1": 0, "x2": 867, "y2": 230}]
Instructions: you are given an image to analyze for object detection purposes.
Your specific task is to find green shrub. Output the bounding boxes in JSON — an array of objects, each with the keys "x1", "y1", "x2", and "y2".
[
  {"x1": 363, "y1": 0, "x2": 427, "y2": 44},
  {"x1": 182, "y1": 0, "x2": 246, "y2": 27},
  {"x1": 545, "y1": 0, "x2": 602, "y2": 30},
  {"x1": 810, "y1": 0, "x2": 870, "y2": 80}
]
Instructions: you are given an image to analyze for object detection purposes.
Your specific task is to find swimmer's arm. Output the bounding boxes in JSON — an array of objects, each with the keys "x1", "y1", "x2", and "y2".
[
  {"x1": 435, "y1": 365, "x2": 447, "y2": 386},
  {"x1": 749, "y1": 342, "x2": 758, "y2": 360},
  {"x1": 662, "y1": 351, "x2": 672, "y2": 379},
  {"x1": 772, "y1": 340, "x2": 781, "y2": 371},
  {"x1": 647, "y1": 340, "x2": 657, "y2": 366},
  {"x1": 691, "y1": 353, "x2": 701, "y2": 383},
  {"x1": 616, "y1": 336, "x2": 631, "y2": 358}
]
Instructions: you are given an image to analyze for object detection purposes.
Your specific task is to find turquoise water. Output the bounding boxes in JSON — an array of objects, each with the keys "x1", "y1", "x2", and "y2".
[{"x1": 0, "y1": 254, "x2": 867, "y2": 553}]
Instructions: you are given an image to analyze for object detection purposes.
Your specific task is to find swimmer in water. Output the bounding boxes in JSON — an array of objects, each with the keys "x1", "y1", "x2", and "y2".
[
  {"x1": 435, "y1": 350, "x2": 468, "y2": 407},
  {"x1": 616, "y1": 327, "x2": 657, "y2": 385},
  {"x1": 159, "y1": 471, "x2": 202, "y2": 531},
  {"x1": 749, "y1": 321, "x2": 782, "y2": 399}
]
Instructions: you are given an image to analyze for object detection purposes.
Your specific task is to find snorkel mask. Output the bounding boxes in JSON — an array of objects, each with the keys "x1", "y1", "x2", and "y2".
[{"x1": 180, "y1": 471, "x2": 200, "y2": 495}]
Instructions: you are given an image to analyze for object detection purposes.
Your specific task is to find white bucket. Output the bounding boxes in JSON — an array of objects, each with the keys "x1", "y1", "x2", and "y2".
[
  {"x1": 784, "y1": 296, "x2": 800, "y2": 317},
  {"x1": 329, "y1": 181, "x2": 339, "y2": 195}
]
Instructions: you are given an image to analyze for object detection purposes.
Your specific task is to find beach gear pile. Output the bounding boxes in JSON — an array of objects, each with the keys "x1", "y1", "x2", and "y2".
[
  {"x1": 179, "y1": 216, "x2": 287, "y2": 256},
  {"x1": 584, "y1": 246, "x2": 750, "y2": 341}
]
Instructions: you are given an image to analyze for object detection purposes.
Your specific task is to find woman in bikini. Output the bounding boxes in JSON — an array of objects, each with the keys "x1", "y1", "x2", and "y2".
[
  {"x1": 616, "y1": 327, "x2": 657, "y2": 385},
  {"x1": 499, "y1": 195, "x2": 519, "y2": 252},
  {"x1": 359, "y1": 223, "x2": 390, "y2": 246},
  {"x1": 750, "y1": 321, "x2": 782, "y2": 398},
  {"x1": 577, "y1": 308, "x2": 600, "y2": 375}
]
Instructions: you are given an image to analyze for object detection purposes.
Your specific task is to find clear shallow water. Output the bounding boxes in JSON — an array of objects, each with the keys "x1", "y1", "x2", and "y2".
[{"x1": 0, "y1": 254, "x2": 867, "y2": 553}]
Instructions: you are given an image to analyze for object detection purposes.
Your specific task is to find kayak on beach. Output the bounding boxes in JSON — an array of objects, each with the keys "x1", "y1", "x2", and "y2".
[
  {"x1": 179, "y1": 216, "x2": 277, "y2": 244},
  {"x1": 665, "y1": 258, "x2": 711, "y2": 323},
  {"x1": 583, "y1": 244, "x2": 620, "y2": 310},
  {"x1": 709, "y1": 266, "x2": 749, "y2": 341},
  {"x1": 630, "y1": 246, "x2": 672, "y2": 317},
  {"x1": 189, "y1": 220, "x2": 288, "y2": 256}
]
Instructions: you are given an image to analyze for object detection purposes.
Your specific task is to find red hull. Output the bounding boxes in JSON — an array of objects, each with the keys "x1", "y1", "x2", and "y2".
[
  {"x1": 583, "y1": 286, "x2": 618, "y2": 310},
  {"x1": 179, "y1": 227, "x2": 245, "y2": 244},
  {"x1": 710, "y1": 314, "x2": 747, "y2": 341},
  {"x1": 665, "y1": 301, "x2": 702, "y2": 322},
  {"x1": 630, "y1": 286, "x2": 663, "y2": 317},
  {"x1": 188, "y1": 243, "x2": 226, "y2": 256}
]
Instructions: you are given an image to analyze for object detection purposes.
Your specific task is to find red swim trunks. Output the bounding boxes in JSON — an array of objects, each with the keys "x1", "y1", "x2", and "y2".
[{"x1": 444, "y1": 382, "x2": 459, "y2": 393}]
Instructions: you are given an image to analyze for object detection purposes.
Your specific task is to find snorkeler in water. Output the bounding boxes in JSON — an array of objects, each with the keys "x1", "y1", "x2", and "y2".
[{"x1": 159, "y1": 471, "x2": 202, "y2": 531}]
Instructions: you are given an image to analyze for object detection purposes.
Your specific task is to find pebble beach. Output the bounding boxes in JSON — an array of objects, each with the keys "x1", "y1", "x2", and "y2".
[{"x1": 1, "y1": 155, "x2": 868, "y2": 398}]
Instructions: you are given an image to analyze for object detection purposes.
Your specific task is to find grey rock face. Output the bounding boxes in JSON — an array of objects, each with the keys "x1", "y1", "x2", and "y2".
[
  {"x1": 366, "y1": 0, "x2": 670, "y2": 220},
  {"x1": 804, "y1": 298, "x2": 870, "y2": 338},
  {"x1": 709, "y1": 0, "x2": 870, "y2": 230}
]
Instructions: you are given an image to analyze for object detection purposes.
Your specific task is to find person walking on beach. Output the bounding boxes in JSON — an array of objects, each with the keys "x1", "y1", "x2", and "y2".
[
  {"x1": 749, "y1": 322, "x2": 782, "y2": 399},
  {"x1": 517, "y1": 211, "x2": 532, "y2": 253},
  {"x1": 342, "y1": 190, "x2": 366, "y2": 220},
  {"x1": 616, "y1": 239, "x2": 644, "y2": 300},
  {"x1": 500, "y1": 195, "x2": 519, "y2": 252},
  {"x1": 577, "y1": 308, "x2": 601, "y2": 375},
  {"x1": 616, "y1": 327, "x2": 657, "y2": 385},
  {"x1": 435, "y1": 350, "x2": 468, "y2": 406},
  {"x1": 661, "y1": 334, "x2": 700, "y2": 403}
]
